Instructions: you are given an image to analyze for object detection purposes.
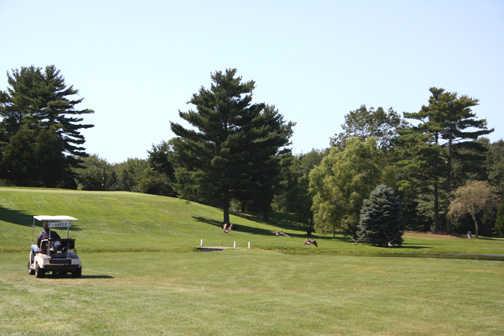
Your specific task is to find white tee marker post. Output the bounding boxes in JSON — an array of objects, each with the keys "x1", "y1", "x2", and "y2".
[
  {"x1": 200, "y1": 239, "x2": 203, "y2": 248},
  {"x1": 248, "y1": 241, "x2": 251, "y2": 249},
  {"x1": 233, "y1": 241, "x2": 237, "y2": 249}
]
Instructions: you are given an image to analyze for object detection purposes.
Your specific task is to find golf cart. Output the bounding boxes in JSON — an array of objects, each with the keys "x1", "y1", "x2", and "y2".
[{"x1": 28, "y1": 215, "x2": 82, "y2": 278}]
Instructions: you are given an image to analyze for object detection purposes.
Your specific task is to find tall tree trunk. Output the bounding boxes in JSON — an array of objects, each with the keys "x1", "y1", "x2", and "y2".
[
  {"x1": 222, "y1": 198, "x2": 231, "y2": 231},
  {"x1": 471, "y1": 212, "x2": 479, "y2": 238},
  {"x1": 432, "y1": 132, "x2": 440, "y2": 232},
  {"x1": 432, "y1": 180, "x2": 440, "y2": 232},
  {"x1": 447, "y1": 137, "x2": 453, "y2": 193},
  {"x1": 446, "y1": 137, "x2": 453, "y2": 233}
]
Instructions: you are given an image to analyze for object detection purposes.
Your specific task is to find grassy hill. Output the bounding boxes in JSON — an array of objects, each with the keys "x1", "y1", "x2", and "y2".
[
  {"x1": 1, "y1": 187, "x2": 503, "y2": 335},
  {"x1": 1, "y1": 187, "x2": 503, "y2": 258}
]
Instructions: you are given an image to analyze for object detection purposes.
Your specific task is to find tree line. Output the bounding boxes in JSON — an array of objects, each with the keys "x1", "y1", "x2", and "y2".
[{"x1": 1, "y1": 65, "x2": 503, "y2": 242}]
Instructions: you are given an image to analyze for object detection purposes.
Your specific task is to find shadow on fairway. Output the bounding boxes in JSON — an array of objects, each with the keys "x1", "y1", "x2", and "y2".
[
  {"x1": 194, "y1": 215, "x2": 320, "y2": 239},
  {"x1": 42, "y1": 274, "x2": 114, "y2": 279},
  {"x1": 0, "y1": 206, "x2": 32, "y2": 227},
  {"x1": 401, "y1": 244, "x2": 429, "y2": 249},
  {"x1": 80, "y1": 274, "x2": 114, "y2": 279}
]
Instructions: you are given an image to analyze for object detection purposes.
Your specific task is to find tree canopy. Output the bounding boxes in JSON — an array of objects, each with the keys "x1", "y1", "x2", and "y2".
[{"x1": 330, "y1": 105, "x2": 402, "y2": 149}]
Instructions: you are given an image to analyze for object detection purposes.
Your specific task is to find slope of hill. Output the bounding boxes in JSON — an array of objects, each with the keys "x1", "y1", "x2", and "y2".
[{"x1": 1, "y1": 187, "x2": 503, "y2": 258}]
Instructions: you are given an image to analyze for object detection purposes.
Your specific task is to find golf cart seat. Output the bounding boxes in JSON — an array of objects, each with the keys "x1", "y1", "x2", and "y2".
[{"x1": 39, "y1": 239, "x2": 49, "y2": 254}]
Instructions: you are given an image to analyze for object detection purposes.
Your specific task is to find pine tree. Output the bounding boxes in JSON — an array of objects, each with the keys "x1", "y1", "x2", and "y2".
[
  {"x1": 234, "y1": 105, "x2": 293, "y2": 220},
  {"x1": 0, "y1": 65, "x2": 94, "y2": 185},
  {"x1": 274, "y1": 150, "x2": 324, "y2": 234},
  {"x1": 358, "y1": 184, "x2": 403, "y2": 247},
  {"x1": 404, "y1": 87, "x2": 493, "y2": 231},
  {"x1": 170, "y1": 69, "x2": 292, "y2": 230}
]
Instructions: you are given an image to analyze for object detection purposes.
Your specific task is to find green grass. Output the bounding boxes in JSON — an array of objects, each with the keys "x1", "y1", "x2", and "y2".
[
  {"x1": 1, "y1": 251, "x2": 503, "y2": 336},
  {"x1": 1, "y1": 187, "x2": 503, "y2": 335},
  {"x1": 1, "y1": 187, "x2": 503, "y2": 257}
]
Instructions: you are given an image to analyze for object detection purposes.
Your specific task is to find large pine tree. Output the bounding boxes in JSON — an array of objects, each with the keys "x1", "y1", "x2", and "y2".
[
  {"x1": 404, "y1": 87, "x2": 493, "y2": 231},
  {"x1": 0, "y1": 65, "x2": 94, "y2": 185},
  {"x1": 170, "y1": 69, "x2": 292, "y2": 230}
]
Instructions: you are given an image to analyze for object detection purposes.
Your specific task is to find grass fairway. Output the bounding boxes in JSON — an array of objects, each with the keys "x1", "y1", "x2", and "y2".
[
  {"x1": 1, "y1": 252, "x2": 503, "y2": 336},
  {"x1": 1, "y1": 187, "x2": 504, "y2": 335}
]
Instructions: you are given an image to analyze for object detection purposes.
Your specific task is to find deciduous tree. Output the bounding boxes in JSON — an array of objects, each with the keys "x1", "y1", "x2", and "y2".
[
  {"x1": 309, "y1": 138, "x2": 381, "y2": 238},
  {"x1": 330, "y1": 105, "x2": 402, "y2": 149},
  {"x1": 448, "y1": 180, "x2": 498, "y2": 237}
]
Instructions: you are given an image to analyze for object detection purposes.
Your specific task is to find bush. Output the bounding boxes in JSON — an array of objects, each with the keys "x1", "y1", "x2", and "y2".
[{"x1": 358, "y1": 184, "x2": 403, "y2": 247}]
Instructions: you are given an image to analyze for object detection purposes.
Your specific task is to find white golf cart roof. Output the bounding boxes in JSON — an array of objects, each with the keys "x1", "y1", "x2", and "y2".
[
  {"x1": 33, "y1": 215, "x2": 78, "y2": 222},
  {"x1": 33, "y1": 215, "x2": 78, "y2": 229}
]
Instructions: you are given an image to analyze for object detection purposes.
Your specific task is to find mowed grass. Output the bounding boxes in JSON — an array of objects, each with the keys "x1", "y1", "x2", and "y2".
[
  {"x1": 0, "y1": 187, "x2": 503, "y2": 335},
  {"x1": 1, "y1": 251, "x2": 503, "y2": 336},
  {"x1": 1, "y1": 187, "x2": 503, "y2": 257}
]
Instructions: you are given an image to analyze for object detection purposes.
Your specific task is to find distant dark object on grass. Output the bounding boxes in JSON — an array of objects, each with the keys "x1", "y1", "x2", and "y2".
[
  {"x1": 273, "y1": 231, "x2": 290, "y2": 237},
  {"x1": 304, "y1": 239, "x2": 318, "y2": 247}
]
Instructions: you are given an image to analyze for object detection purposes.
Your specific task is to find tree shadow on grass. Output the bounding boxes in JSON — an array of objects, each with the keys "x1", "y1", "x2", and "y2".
[
  {"x1": 193, "y1": 216, "x2": 275, "y2": 236},
  {"x1": 473, "y1": 236, "x2": 503, "y2": 241},
  {"x1": 194, "y1": 215, "x2": 323, "y2": 239},
  {"x1": 401, "y1": 244, "x2": 429, "y2": 249},
  {"x1": 228, "y1": 211, "x2": 355, "y2": 242},
  {"x1": 0, "y1": 207, "x2": 32, "y2": 227},
  {"x1": 234, "y1": 211, "x2": 305, "y2": 232}
]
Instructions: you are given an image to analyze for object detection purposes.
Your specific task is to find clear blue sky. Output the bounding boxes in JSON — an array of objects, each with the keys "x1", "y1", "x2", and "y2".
[{"x1": 1, "y1": 0, "x2": 503, "y2": 162}]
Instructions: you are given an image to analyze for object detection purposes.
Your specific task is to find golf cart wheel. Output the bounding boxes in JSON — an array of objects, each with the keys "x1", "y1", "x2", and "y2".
[
  {"x1": 28, "y1": 251, "x2": 35, "y2": 275},
  {"x1": 27, "y1": 260, "x2": 35, "y2": 275},
  {"x1": 34, "y1": 264, "x2": 45, "y2": 278},
  {"x1": 72, "y1": 268, "x2": 82, "y2": 278}
]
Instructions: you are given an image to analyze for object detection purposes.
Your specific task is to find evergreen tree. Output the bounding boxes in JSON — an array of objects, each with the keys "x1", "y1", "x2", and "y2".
[
  {"x1": 234, "y1": 105, "x2": 293, "y2": 220},
  {"x1": 358, "y1": 184, "x2": 403, "y2": 247},
  {"x1": 488, "y1": 140, "x2": 504, "y2": 196},
  {"x1": 147, "y1": 141, "x2": 176, "y2": 196},
  {"x1": 0, "y1": 65, "x2": 94, "y2": 185},
  {"x1": 395, "y1": 125, "x2": 447, "y2": 231},
  {"x1": 170, "y1": 69, "x2": 292, "y2": 230},
  {"x1": 274, "y1": 150, "x2": 324, "y2": 235},
  {"x1": 1, "y1": 119, "x2": 67, "y2": 186},
  {"x1": 1, "y1": 121, "x2": 41, "y2": 186},
  {"x1": 148, "y1": 141, "x2": 175, "y2": 181},
  {"x1": 404, "y1": 87, "x2": 493, "y2": 231}
]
